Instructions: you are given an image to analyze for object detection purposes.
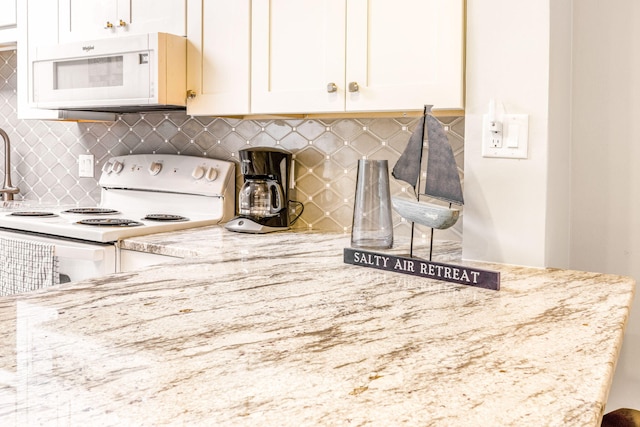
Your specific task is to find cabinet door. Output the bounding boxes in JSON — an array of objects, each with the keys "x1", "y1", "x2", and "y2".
[
  {"x1": 58, "y1": 0, "x2": 118, "y2": 43},
  {"x1": 0, "y1": 0, "x2": 16, "y2": 28},
  {"x1": 0, "y1": 0, "x2": 17, "y2": 45},
  {"x1": 59, "y1": 0, "x2": 186, "y2": 43},
  {"x1": 121, "y1": 0, "x2": 186, "y2": 37},
  {"x1": 187, "y1": 0, "x2": 251, "y2": 116},
  {"x1": 346, "y1": 0, "x2": 464, "y2": 111},
  {"x1": 251, "y1": 0, "x2": 346, "y2": 114}
]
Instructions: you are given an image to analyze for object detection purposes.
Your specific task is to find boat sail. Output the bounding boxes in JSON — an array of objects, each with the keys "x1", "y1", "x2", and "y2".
[{"x1": 391, "y1": 105, "x2": 464, "y2": 232}]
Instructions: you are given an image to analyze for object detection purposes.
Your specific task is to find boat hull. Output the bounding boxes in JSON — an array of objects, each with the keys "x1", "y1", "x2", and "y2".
[{"x1": 391, "y1": 197, "x2": 460, "y2": 230}]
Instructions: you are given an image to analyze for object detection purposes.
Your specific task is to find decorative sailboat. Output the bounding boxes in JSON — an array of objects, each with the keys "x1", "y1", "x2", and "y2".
[
  {"x1": 391, "y1": 105, "x2": 464, "y2": 259},
  {"x1": 344, "y1": 108, "x2": 499, "y2": 289}
]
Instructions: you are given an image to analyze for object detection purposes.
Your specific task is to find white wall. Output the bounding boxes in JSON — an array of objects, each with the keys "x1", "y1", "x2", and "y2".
[
  {"x1": 570, "y1": 4, "x2": 640, "y2": 277},
  {"x1": 571, "y1": 0, "x2": 640, "y2": 410},
  {"x1": 463, "y1": 0, "x2": 572, "y2": 268},
  {"x1": 464, "y1": 0, "x2": 639, "y2": 410},
  {"x1": 546, "y1": 0, "x2": 573, "y2": 268}
]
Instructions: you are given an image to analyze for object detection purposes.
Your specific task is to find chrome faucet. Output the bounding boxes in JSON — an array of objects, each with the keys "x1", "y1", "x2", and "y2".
[{"x1": 0, "y1": 128, "x2": 19, "y2": 201}]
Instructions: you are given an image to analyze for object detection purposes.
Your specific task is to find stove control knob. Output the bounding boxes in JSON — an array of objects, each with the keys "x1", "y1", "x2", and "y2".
[
  {"x1": 149, "y1": 161, "x2": 163, "y2": 176},
  {"x1": 205, "y1": 167, "x2": 218, "y2": 181},
  {"x1": 192, "y1": 165, "x2": 206, "y2": 180},
  {"x1": 101, "y1": 161, "x2": 113, "y2": 174},
  {"x1": 111, "y1": 160, "x2": 124, "y2": 174}
]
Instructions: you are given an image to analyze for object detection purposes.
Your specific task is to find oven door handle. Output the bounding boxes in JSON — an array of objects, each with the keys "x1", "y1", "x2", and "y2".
[{"x1": 54, "y1": 245, "x2": 105, "y2": 261}]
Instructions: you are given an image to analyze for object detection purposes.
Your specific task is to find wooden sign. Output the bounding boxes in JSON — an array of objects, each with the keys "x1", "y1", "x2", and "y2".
[{"x1": 344, "y1": 248, "x2": 500, "y2": 291}]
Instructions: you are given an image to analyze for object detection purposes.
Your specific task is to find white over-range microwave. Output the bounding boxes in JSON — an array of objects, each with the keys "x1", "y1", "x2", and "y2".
[{"x1": 31, "y1": 32, "x2": 186, "y2": 112}]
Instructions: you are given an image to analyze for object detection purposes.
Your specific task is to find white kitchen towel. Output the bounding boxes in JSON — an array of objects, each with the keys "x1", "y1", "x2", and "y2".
[{"x1": 0, "y1": 237, "x2": 60, "y2": 296}]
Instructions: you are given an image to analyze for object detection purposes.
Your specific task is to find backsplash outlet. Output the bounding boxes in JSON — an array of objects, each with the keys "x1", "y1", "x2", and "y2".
[{"x1": 0, "y1": 50, "x2": 464, "y2": 241}]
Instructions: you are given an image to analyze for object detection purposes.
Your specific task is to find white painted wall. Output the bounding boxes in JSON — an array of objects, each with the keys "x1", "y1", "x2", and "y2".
[
  {"x1": 463, "y1": 0, "x2": 571, "y2": 268},
  {"x1": 571, "y1": 3, "x2": 640, "y2": 282},
  {"x1": 546, "y1": 0, "x2": 573, "y2": 268},
  {"x1": 464, "y1": 0, "x2": 639, "y2": 410},
  {"x1": 570, "y1": 0, "x2": 640, "y2": 410}
]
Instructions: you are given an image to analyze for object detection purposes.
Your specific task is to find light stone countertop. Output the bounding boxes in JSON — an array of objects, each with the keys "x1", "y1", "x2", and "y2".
[
  {"x1": 0, "y1": 228, "x2": 635, "y2": 426},
  {"x1": 117, "y1": 226, "x2": 465, "y2": 261}
]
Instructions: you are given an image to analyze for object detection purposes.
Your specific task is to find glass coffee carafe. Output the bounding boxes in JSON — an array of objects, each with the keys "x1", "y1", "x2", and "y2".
[
  {"x1": 238, "y1": 179, "x2": 285, "y2": 218},
  {"x1": 225, "y1": 147, "x2": 295, "y2": 234}
]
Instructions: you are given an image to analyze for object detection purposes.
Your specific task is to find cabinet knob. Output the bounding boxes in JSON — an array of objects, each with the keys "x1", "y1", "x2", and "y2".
[
  {"x1": 326, "y1": 82, "x2": 338, "y2": 93},
  {"x1": 348, "y1": 82, "x2": 359, "y2": 93},
  {"x1": 105, "y1": 21, "x2": 114, "y2": 29},
  {"x1": 186, "y1": 90, "x2": 197, "y2": 99},
  {"x1": 118, "y1": 19, "x2": 127, "y2": 27}
]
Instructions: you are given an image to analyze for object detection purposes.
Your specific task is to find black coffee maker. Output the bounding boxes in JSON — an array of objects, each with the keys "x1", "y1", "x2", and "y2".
[{"x1": 225, "y1": 147, "x2": 297, "y2": 233}]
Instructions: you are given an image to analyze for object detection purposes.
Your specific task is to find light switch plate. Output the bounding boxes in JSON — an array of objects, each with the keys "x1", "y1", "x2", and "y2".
[
  {"x1": 482, "y1": 114, "x2": 529, "y2": 159},
  {"x1": 78, "y1": 154, "x2": 95, "y2": 177}
]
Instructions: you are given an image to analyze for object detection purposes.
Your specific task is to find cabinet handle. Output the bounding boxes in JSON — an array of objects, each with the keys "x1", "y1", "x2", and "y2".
[
  {"x1": 186, "y1": 90, "x2": 197, "y2": 99},
  {"x1": 118, "y1": 19, "x2": 127, "y2": 27},
  {"x1": 348, "y1": 82, "x2": 359, "y2": 93},
  {"x1": 326, "y1": 82, "x2": 338, "y2": 93},
  {"x1": 105, "y1": 21, "x2": 114, "y2": 29}
]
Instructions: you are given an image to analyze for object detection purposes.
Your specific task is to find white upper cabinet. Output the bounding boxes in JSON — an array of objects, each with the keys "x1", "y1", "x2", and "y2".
[
  {"x1": 251, "y1": 0, "x2": 347, "y2": 114},
  {"x1": 0, "y1": 0, "x2": 17, "y2": 46},
  {"x1": 58, "y1": 0, "x2": 186, "y2": 43},
  {"x1": 251, "y1": 0, "x2": 464, "y2": 114},
  {"x1": 345, "y1": 0, "x2": 464, "y2": 111},
  {"x1": 0, "y1": 0, "x2": 16, "y2": 28},
  {"x1": 186, "y1": 0, "x2": 251, "y2": 116}
]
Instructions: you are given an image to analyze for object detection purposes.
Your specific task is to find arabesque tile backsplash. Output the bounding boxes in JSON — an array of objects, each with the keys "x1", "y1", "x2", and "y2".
[{"x1": 0, "y1": 50, "x2": 464, "y2": 241}]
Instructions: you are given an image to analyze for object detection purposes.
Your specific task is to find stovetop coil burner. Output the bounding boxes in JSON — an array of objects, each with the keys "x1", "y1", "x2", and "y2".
[
  {"x1": 63, "y1": 208, "x2": 120, "y2": 215},
  {"x1": 142, "y1": 214, "x2": 189, "y2": 222},
  {"x1": 9, "y1": 211, "x2": 57, "y2": 217},
  {"x1": 77, "y1": 218, "x2": 143, "y2": 227}
]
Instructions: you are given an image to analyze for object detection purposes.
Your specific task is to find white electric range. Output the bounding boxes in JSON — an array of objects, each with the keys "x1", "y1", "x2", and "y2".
[{"x1": 0, "y1": 154, "x2": 235, "y2": 284}]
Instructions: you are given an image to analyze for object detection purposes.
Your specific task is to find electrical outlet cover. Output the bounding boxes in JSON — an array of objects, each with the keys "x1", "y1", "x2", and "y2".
[
  {"x1": 78, "y1": 154, "x2": 95, "y2": 177},
  {"x1": 482, "y1": 114, "x2": 529, "y2": 159}
]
